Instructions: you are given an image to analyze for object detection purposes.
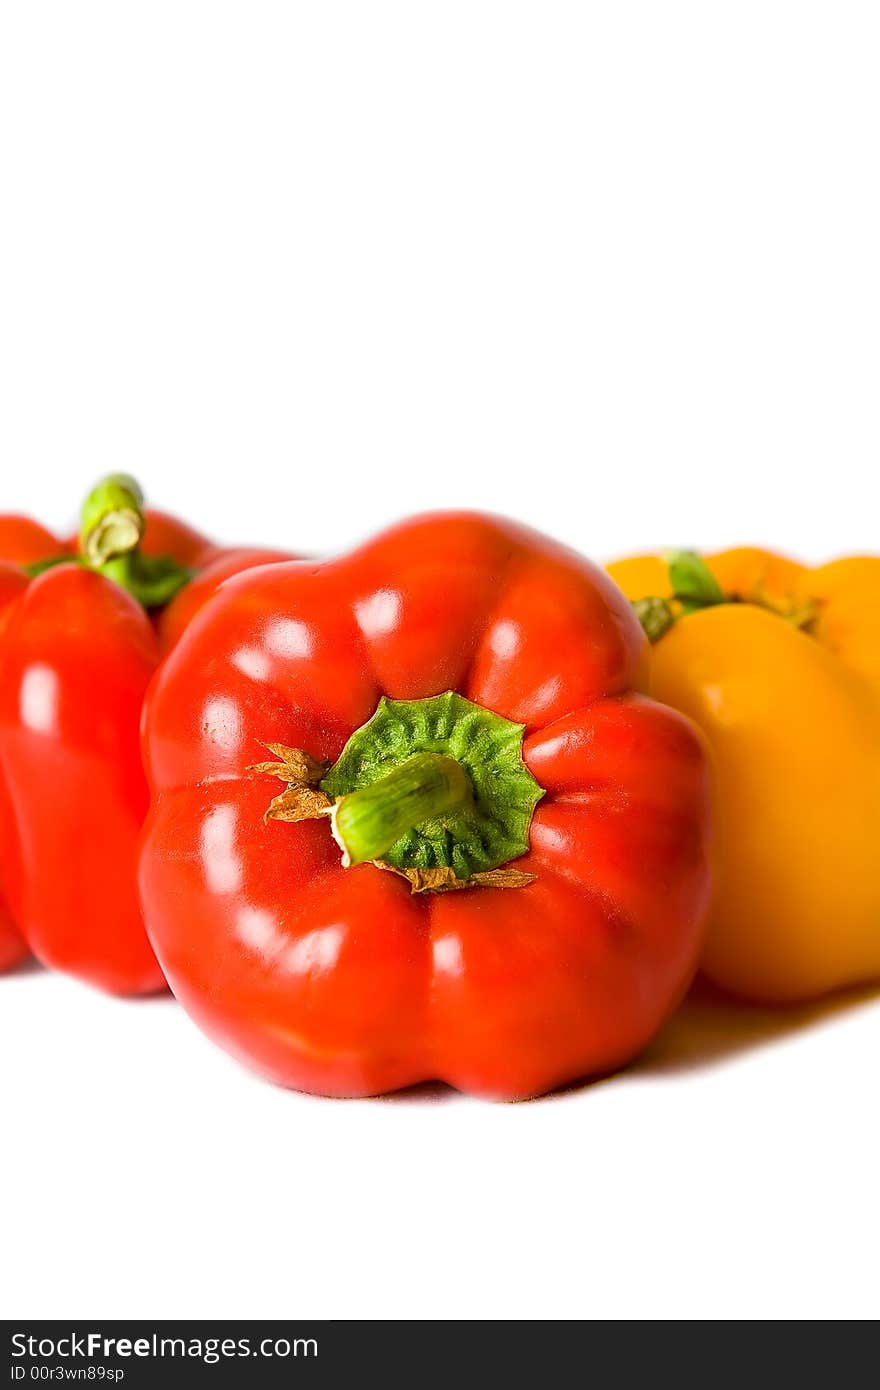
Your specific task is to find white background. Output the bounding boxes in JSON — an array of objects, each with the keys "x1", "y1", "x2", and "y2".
[{"x1": 1, "y1": 2, "x2": 878, "y2": 1320}]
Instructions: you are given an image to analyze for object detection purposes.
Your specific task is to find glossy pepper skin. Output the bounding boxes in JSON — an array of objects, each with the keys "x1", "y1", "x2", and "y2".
[
  {"x1": 608, "y1": 547, "x2": 880, "y2": 1004},
  {"x1": 0, "y1": 487, "x2": 291, "y2": 992},
  {"x1": 140, "y1": 514, "x2": 712, "y2": 1099}
]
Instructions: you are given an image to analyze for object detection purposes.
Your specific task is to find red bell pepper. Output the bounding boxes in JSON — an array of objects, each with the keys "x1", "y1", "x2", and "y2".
[
  {"x1": 0, "y1": 476, "x2": 291, "y2": 991},
  {"x1": 140, "y1": 513, "x2": 712, "y2": 1098}
]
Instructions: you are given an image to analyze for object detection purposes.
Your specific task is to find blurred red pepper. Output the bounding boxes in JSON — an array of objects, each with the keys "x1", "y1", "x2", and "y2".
[
  {"x1": 140, "y1": 513, "x2": 712, "y2": 1098},
  {"x1": 0, "y1": 476, "x2": 291, "y2": 992},
  {"x1": 0, "y1": 564, "x2": 28, "y2": 972}
]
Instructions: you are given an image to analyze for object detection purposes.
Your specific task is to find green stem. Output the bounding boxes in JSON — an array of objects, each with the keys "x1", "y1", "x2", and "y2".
[
  {"x1": 77, "y1": 474, "x2": 192, "y2": 609},
  {"x1": 665, "y1": 549, "x2": 726, "y2": 610},
  {"x1": 80, "y1": 474, "x2": 145, "y2": 566},
  {"x1": 330, "y1": 752, "x2": 473, "y2": 866}
]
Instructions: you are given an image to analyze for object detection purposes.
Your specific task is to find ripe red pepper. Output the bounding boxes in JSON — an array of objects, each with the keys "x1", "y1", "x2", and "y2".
[
  {"x1": 0, "y1": 476, "x2": 291, "y2": 991},
  {"x1": 140, "y1": 514, "x2": 712, "y2": 1098}
]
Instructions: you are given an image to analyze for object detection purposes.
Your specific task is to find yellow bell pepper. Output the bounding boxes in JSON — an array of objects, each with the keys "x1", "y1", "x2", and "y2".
[{"x1": 607, "y1": 547, "x2": 880, "y2": 1003}]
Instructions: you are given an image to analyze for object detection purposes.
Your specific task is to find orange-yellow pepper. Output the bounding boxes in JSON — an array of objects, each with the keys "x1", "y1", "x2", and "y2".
[{"x1": 607, "y1": 547, "x2": 880, "y2": 1003}]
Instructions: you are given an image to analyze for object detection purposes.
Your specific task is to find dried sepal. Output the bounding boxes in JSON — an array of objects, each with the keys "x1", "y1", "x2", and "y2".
[
  {"x1": 469, "y1": 869, "x2": 536, "y2": 890},
  {"x1": 250, "y1": 743, "x2": 329, "y2": 786},
  {"x1": 252, "y1": 740, "x2": 333, "y2": 824},
  {"x1": 376, "y1": 862, "x2": 536, "y2": 894},
  {"x1": 264, "y1": 785, "x2": 332, "y2": 824}
]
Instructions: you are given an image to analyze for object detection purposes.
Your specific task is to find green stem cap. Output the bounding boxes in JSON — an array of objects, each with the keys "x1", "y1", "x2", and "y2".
[{"x1": 320, "y1": 692, "x2": 545, "y2": 879}]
